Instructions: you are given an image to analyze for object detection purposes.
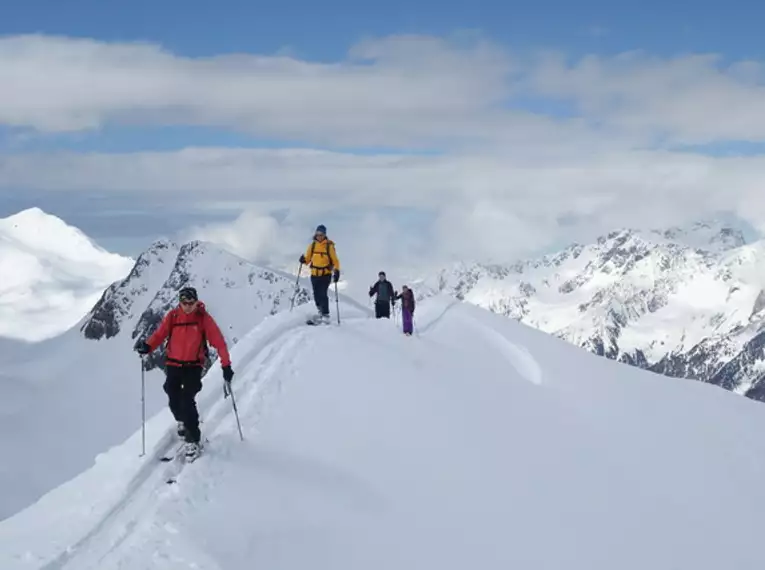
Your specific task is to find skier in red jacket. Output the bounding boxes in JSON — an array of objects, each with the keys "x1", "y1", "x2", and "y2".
[{"x1": 134, "y1": 286, "x2": 234, "y2": 459}]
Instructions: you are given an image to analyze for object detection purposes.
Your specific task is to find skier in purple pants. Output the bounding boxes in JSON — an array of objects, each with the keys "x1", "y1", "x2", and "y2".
[{"x1": 395, "y1": 285, "x2": 416, "y2": 336}]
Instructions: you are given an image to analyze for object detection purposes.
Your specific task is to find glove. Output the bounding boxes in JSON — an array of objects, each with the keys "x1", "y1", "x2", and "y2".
[
  {"x1": 333, "y1": 269, "x2": 340, "y2": 283},
  {"x1": 299, "y1": 255, "x2": 306, "y2": 264},
  {"x1": 134, "y1": 340, "x2": 150, "y2": 355},
  {"x1": 222, "y1": 365, "x2": 234, "y2": 383}
]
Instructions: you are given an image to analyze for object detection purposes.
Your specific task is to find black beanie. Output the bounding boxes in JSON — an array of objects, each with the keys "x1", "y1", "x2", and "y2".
[{"x1": 179, "y1": 286, "x2": 198, "y2": 301}]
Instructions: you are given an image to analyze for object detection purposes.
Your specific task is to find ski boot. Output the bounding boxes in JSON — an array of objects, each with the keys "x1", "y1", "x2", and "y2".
[
  {"x1": 307, "y1": 311, "x2": 328, "y2": 325},
  {"x1": 183, "y1": 441, "x2": 202, "y2": 461}
]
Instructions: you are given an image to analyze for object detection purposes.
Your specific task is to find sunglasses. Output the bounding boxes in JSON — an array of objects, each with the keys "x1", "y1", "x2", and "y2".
[{"x1": 179, "y1": 299, "x2": 196, "y2": 306}]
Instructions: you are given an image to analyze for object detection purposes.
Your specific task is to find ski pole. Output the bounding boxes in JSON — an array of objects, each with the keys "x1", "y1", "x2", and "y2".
[
  {"x1": 289, "y1": 263, "x2": 303, "y2": 311},
  {"x1": 140, "y1": 358, "x2": 146, "y2": 457},
  {"x1": 223, "y1": 380, "x2": 244, "y2": 441},
  {"x1": 334, "y1": 281, "x2": 341, "y2": 324}
]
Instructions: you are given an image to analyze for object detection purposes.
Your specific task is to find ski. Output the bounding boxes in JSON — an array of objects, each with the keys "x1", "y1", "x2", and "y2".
[
  {"x1": 161, "y1": 440, "x2": 207, "y2": 484},
  {"x1": 164, "y1": 453, "x2": 200, "y2": 484},
  {"x1": 159, "y1": 439, "x2": 186, "y2": 462},
  {"x1": 160, "y1": 442, "x2": 184, "y2": 462}
]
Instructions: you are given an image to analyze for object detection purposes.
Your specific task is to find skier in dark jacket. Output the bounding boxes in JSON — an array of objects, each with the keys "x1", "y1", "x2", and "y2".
[
  {"x1": 134, "y1": 286, "x2": 234, "y2": 460},
  {"x1": 369, "y1": 271, "x2": 395, "y2": 319},
  {"x1": 395, "y1": 285, "x2": 415, "y2": 335}
]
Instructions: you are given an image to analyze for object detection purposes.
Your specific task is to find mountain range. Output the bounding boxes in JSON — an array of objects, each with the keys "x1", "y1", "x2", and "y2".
[
  {"x1": 4, "y1": 207, "x2": 765, "y2": 410},
  {"x1": 3, "y1": 208, "x2": 765, "y2": 568},
  {"x1": 417, "y1": 220, "x2": 765, "y2": 403}
]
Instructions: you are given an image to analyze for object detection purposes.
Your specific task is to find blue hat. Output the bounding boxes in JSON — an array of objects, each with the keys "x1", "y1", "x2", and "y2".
[{"x1": 316, "y1": 224, "x2": 327, "y2": 234}]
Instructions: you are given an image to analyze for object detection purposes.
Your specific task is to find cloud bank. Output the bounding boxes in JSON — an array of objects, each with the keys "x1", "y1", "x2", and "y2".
[{"x1": 2, "y1": 32, "x2": 764, "y2": 281}]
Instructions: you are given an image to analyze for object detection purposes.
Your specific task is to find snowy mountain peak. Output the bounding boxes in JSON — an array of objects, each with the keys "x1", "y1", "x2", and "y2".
[
  {"x1": 81, "y1": 238, "x2": 312, "y2": 370},
  {"x1": 0, "y1": 207, "x2": 119, "y2": 263},
  {"x1": 81, "y1": 240, "x2": 181, "y2": 342},
  {"x1": 2, "y1": 206, "x2": 60, "y2": 227},
  {"x1": 0, "y1": 208, "x2": 134, "y2": 340},
  {"x1": 417, "y1": 218, "x2": 765, "y2": 403},
  {"x1": 652, "y1": 219, "x2": 747, "y2": 252}
]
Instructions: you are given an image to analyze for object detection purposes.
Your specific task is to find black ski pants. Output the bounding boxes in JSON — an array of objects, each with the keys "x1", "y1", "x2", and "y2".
[
  {"x1": 163, "y1": 365, "x2": 203, "y2": 443},
  {"x1": 311, "y1": 274, "x2": 332, "y2": 315},
  {"x1": 375, "y1": 301, "x2": 391, "y2": 319}
]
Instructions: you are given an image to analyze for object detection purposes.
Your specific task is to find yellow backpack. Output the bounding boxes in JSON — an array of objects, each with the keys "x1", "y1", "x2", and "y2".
[{"x1": 309, "y1": 239, "x2": 336, "y2": 270}]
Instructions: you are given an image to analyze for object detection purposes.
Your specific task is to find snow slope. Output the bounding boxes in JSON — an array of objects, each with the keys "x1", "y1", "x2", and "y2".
[
  {"x1": 3, "y1": 297, "x2": 765, "y2": 569},
  {"x1": 417, "y1": 220, "x2": 765, "y2": 401},
  {"x1": 0, "y1": 238, "x2": 321, "y2": 521},
  {"x1": 0, "y1": 208, "x2": 134, "y2": 341}
]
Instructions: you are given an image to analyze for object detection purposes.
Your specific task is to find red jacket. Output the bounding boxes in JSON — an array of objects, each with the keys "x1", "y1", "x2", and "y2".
[{"x1": 146, "y1": 302, "x2": 231, "y2": 368}]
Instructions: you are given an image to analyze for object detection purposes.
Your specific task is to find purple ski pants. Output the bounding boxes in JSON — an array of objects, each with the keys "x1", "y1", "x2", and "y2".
[{"x1": 402, "y1": 307, "x2": 413, "y2": 335}]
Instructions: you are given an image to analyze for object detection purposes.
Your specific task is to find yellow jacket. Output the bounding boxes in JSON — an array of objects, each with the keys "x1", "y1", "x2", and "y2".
[{"x1": 304, "y1": 238, "x2": 340, "y2": 276}]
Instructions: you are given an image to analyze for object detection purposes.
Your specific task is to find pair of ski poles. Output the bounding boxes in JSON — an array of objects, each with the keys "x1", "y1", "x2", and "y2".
[
  {"x1": 139, "y1": 358, "x2": 243, "y2": 457},
  {"x1": 290, "y1": 262, "x2": 341, "y2": 324}
]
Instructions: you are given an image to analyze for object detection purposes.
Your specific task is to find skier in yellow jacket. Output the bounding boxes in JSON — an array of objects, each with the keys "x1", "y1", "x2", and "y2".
[{"x1": 299, "y1": 224, "x2": 341, "y2": 324}]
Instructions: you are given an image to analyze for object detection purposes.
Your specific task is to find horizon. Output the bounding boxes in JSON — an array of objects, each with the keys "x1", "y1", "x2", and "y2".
[{"x1": 4, "y1": 204, "x2": 762, "y2": 265}]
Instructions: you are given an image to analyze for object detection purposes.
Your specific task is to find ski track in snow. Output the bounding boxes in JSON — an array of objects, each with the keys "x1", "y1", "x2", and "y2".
[
  {"x1": 5, "y1": 297, "x2": 765, "y2": 569},
  {"x1": 1, "y1": 299, "x2": 549, "y2": 569},
  {"x1": 11, "y1": 312, "x2": 327, "y2": 570},
  {"x1": 54, "y1": 329, "x2": 310, "y2": 570}
]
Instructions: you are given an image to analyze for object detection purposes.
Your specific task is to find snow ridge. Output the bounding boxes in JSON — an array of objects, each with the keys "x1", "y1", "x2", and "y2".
[{"x1": 3, "y1": 299, "x2": 765, "y2": 569}]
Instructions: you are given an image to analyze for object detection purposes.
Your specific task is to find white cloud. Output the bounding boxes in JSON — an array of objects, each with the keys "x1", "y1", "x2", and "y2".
[
  {"x1": 2, "y1": 32, "x2": 765, "y2": 277},
  {"x1": 528, "y1": 51, "x2": 765, "y2": 144},
  {"x1": 0, "y1": 33, "x2": 517, "y2": 148},
  {"x1": 3, "y1": 146, "x2": 765, "y2": 268},
  {"x1": 3, "y1": 33, "x2": 765, "y2": 149},
  {"x1": 180, "y1": 204, "x2": 431, "y2": 300},
  {"x1": 184, "y1": 209, "x2": 288, "y2": 265}
]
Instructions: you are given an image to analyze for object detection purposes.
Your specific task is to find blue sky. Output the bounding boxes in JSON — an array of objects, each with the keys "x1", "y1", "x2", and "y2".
[
  {"x1": 1, "y1": 0, "x2": 764, "y2": 271},
  {"x1": 4, "y1": 0, "x2": 765, "y2": 61}
]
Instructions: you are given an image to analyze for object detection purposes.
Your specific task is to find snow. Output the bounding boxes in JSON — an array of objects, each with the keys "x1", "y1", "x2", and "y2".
[
  {"x1": 0, "y1": 238, "x2": 320, "y2": 521},
  {"x1": 3, "y1": 297, "x2": 765, "y2": 569},
  {"x1": 0, "y1": 208, "x2": 134, "y2": 341},
  {"x1": 417, "y1": 224, "x2": 765, "y2": 382},
  {"x1": 656, "y1": 219, "x2": 747, "y2": 252}
]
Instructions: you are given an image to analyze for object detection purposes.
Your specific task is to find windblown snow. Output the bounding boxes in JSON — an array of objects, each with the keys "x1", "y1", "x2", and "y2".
[
  {"x1": 3, "y1": 297, "x2": 765, "y2": 569},
  {"x1": 0, "y1": 208, "x2": 134, "y2": 341}
]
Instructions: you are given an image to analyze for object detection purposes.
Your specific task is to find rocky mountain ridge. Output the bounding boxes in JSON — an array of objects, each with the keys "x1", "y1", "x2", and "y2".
[
  {"x1": 80, "y1": 238, "x2": 311, "y2": 371},
  {"x1": 417, "y1": 220, "x2": 765, "y2": 401}
]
